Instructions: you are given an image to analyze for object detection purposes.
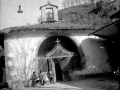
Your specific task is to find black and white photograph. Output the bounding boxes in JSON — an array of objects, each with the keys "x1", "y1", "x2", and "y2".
[{"x1": 0, "y1": 0, "x2": 119, "y2": 90}]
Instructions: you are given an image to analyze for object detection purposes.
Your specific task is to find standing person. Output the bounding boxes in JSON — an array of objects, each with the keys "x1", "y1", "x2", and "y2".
[
  {"x1": 48, "y1": 70, "x2": 53, "y2": 84},
  {"x1": 30, "y1": 71, "x2": 37, "y2": 87},
  {"x1": 39, "y1": 71, "x2": 44, "y2": 85}
]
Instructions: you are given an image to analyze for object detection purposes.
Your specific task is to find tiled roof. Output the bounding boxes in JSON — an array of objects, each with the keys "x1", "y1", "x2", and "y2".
[{"x1": 0, "y1": 23, "x2": 97, "y2": 34}]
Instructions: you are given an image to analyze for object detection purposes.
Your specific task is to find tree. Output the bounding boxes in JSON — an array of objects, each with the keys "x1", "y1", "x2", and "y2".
[
  {"x1": 59, "y1": 0, "x2": 118, "y2": 27},
  {"x1": 26, "y1": 23, "x2": 31, "y2": 26},
  {"x1": 37, "y1": 16, "x2": 42, "y2": 24},
  {"x1": 70, "y1": 0, "x2": 75, "y2": 6},
  {"x1": 89, "y1": 0, "x2": 95, "y2": 4},
  {"x1": 89, "y1": 0, "x2": 119, "y2": 18}
]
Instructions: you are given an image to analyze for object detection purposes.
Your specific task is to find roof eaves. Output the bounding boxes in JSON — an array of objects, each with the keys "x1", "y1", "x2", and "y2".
[
  {"x1": 48, "y1": 4, "x2": 58, "y2": 8},
  {"x1": 88, "y1": 20, "x2": 120, "y2": 36},
  {"x1": 110, "y1": 10, "x2": 120, "y2": 19},
  {"x1": 40, "y1": 3, "x2": 58, "y2": 9},
  {"x1": 40, "y1": 4, "x2": 47, "y2": 9},
  {"x1": 0, "y1": 23, "x2": 97, "y2": 34}
]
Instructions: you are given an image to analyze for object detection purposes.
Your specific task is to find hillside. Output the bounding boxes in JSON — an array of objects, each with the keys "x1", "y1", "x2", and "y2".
[{"x1": 58, "y1": 0, "x2": 119, "y2": 27}]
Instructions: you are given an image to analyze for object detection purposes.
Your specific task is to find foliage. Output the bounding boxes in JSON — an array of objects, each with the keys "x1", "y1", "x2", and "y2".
[
  {"x1": 59, "y1": 0, "x2": 119, "y2": 27},
  {"x1": 37, "y1": 16, "x2": 42, "y2": 24},
  {"x1": 26, "y1": 23, "x2": 31, "y2": 26},
  {"x1": 62, "y1": 0, "x2": 90, "y2": 8},
  {"x1": 89, "y1": 0, "x2": 118, "y2": 18}
]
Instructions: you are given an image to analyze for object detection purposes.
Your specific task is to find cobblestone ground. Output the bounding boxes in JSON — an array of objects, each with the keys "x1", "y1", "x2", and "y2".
[{"x1": 24, "y1": 77, "x2": 119, "y2": 90}]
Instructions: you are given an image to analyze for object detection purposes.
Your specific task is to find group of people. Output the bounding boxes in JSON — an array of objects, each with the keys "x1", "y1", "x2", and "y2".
[{"x1": 30, "y1": 70, "x2": 54, "y2": 87}]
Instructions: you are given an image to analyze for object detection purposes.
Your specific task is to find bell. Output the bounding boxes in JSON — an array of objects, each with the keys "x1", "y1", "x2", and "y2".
[{"x1": 17, "y1": 5, "x2": 23, "y2": 13}]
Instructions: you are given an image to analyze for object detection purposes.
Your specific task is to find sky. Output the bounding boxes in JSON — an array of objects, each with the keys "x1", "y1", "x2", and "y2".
[{"x1": 0, "y1": 0, "x2": 63, "y2": 29}]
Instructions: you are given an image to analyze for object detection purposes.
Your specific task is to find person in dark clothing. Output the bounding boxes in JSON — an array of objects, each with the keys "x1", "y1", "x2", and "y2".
[{"x1": 30, "y1": 71, "x2": 37, "y2": 87}]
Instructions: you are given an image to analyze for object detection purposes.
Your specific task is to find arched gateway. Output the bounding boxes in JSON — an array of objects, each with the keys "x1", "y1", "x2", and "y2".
[{"x1": 38, "y1": 38, "x2": 75, "y2": 82}]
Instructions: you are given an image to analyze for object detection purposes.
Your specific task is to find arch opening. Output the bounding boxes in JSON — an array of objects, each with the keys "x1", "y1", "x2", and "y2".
[{"x1": 37, "y1": 35, "x2": 82, "y2": 81}]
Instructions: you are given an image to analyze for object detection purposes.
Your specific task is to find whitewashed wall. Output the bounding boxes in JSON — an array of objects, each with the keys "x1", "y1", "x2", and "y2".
[
  {"x1": 4, "y1": 34, "x2": 112, "y2": 82},
  {"x1": 70, "y1": 36, "x2": 112, "y2": 77},
  {"x1": 4, "y1": 37, "x2": 46, "y2": 81}
]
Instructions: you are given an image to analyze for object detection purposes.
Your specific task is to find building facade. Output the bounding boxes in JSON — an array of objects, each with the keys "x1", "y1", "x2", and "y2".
[{"x1": 0, "y1": 23, "x2": 113, "y2": 83}]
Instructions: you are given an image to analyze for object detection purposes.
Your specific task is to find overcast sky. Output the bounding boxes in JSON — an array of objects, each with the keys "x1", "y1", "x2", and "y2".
[{"x1": 0, "y1": 0, "x2": 63, "y2": 29}]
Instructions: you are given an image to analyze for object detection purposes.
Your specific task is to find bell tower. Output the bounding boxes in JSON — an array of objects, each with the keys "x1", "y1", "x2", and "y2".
[{"x1": 40, "y1": 1, "x2": 58, "y2": 23}]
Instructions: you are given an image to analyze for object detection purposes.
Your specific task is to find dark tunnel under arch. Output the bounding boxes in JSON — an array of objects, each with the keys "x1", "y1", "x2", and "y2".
[{"x1": 37, "y1": 35, "x2": 83, "y2": 69}]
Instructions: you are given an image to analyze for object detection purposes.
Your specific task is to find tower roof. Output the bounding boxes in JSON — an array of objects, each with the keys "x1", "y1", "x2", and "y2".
[{"x1": 40, "y1": 1, "x2": 58, "y2": 10}]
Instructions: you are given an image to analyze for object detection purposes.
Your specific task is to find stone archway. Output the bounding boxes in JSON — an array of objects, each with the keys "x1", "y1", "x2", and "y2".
[
  {"x1": 45, "y1": 38, "x2": 74, "y2": 82},
  {"x1": 37, "y1": 35, "x2": 82, "y2": 82}
]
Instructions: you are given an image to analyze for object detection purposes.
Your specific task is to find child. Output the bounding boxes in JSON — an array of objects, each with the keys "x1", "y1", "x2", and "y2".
[{"x1": 30, "y1": 71, "x2": 37, "y2": 87}]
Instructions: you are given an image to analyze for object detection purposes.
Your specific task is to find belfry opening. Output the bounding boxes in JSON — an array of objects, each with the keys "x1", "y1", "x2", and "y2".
[{"x1": 37, "y1": 35, "x2": 82, "y2": 82}]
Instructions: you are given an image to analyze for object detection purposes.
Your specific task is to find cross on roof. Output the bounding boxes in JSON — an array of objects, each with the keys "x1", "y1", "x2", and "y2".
[
  {"x1": 47, "y1": 0, "x2": 50, "y2": 4},
  {"x1": 55, "y1": 38, "x2": 60, "y2": 44}
]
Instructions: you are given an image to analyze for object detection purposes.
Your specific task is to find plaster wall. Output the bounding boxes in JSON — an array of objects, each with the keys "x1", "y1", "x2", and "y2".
[
  {"x1": 4, "y1": 31, "x2": 112, "y2": 82},
  {"x1": 4, "y1": 35, "x2": 46, "y2": 82},
  {"x1": 4, "y1": 32, "x2": 82, "y2": 82},
  {"x1": 70, "y1": 38, "x2": 112, "y2": 77}
]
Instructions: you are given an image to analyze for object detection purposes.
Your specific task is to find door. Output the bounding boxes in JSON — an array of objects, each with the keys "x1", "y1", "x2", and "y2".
[{"x1": 53, "y1": 58, "x2": 63, "y2": 81}]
